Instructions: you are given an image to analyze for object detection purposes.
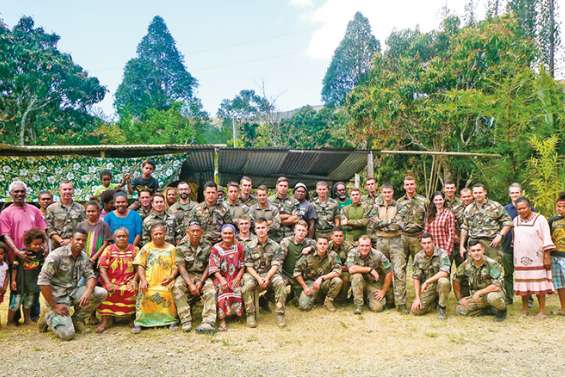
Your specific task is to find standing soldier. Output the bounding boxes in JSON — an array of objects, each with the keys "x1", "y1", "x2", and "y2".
[
  {"x1": 328, "y1": 228, "x2": 353, "y2": 301},
  {"x1": 172, "y1": 221, "x2": 216, "y2": 334},
  {"x1": 397, "y1": 175, "x2": 429, "y2": 261},
  {"x1": 459, "y1": 183, "x2": 512, "y2": 264},
  {"x1": 341, "y1": 188, "x2": 369, "y2": 242},
  {"x1": 225, "y1": 181, "x2": 249, "y2": 225},
  {"x1": 241, "y1": 218, "x2": 288, "y2": 328},
  {"x1": 443, "y1": 180, "x2": 461, "y2": 210},
  {"x1": 190, "y1": 182, "x2": 233, "y2": 245},
  {"x1": 410, "y1": 233, "x2": 451, "y2": 320},
  {"x1": 362, "y1": 178, "x2": 380, "y2": 207},
  {"x1": 347, "y1": 236, "x2": 394, "y2": 315},
  {"x1": 293, "y1": 237, "x2": 343, "y2": 312},
  {"x1": 453, "y1": 240, "x2": 507, "y2": 321},
  {"x1": 170, "y1": 181, "x2": 196, "y2": 243},
  {"x1": 249, "y1": 185, "x2": 281, "y2": 238},
  {"x1": 312, "y1": 181, "x2": 340, "y2": 240},
  {"x1": 269, "y1": 177, "x2": 300, "y2": 242},
  {"x1": 239, "y1": 176, "x2": 257, "y2": 206},
  {"x1": 141, "y1": 193, "x2": 176, "y2": 245},
  {"x1": 136, "y1": 190, "x2": 153, "y2": 221},
  {"x1": 46, "y1": 181, "x2": 86, "y2": 249}
]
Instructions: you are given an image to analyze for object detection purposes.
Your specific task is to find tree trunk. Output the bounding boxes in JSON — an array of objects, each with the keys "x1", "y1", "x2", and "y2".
[
  {"x1": 19, "y1": 96, "x2": 37, "y2": 146},
  {"x1": 548, "y1": 0, "x2": 555, "y2": 77}
]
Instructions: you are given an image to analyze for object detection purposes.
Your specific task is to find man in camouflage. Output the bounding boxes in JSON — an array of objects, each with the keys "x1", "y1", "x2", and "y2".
[
  {"x1": 190, "y1": 182, "x2": 233, "y2": 244},
  {"x1": 410, "y1": 233, "x2": 451, "y2": 320},
  {"x1": 46, "y1": 181, "x2": 86, "y2": 249},
  {"x1": 362, "y1": 178, "x2": 380, "y2": 207},
  {"x1": 329, "y1": 228, "x2": 353, "y2": 301},
  {"x1": 368, "y1": 183, "x2": 403, "y2": 310},
  {"x1": 239, "y1": 176, "x2": 257, "y2": 206},
  {"x1": 397, "y1": 175, "x2": 429, "y2": 261},
  {"x1": 453, "y1": 240, "x2": 507, "y2": 321},
  {"x1": 293, "y1": 237, "x2": 343, "y2": 312},
  {"x1": 459, "y1": 183, "x2": 512, "y2": 264},
  {"x1": 225, "y1": 181, "x2": 250, "y2": 224},
  {"x1": 347, "y1": 235, "x2": 393, "y2": 314},
  {"x1": 312, "y1": 181, "x2": 340, "y2": 240},
  {"x1": 169, "y1": 182, "x2": 196, "y2": 242},
  {"x1": 142, "y1": 193, "x2": 176, "y2": 245},
  {"x1": 241, "y1": 218, "x2": 288, "y2": 328},
  {"x1": 341, "y1": 188, "x2": 369, "y2": 242},
  {"x1": 443, "y1": 180, "x2": 461, "y2": 210},
  {"x1": 37, "y1": 231, "x2": 107, "y2": 340},
  {"x1": 269, "y1": 177, "x2": 300, "y2": 242},
  {"x1": 249, "y1": 185, "x2": 281, "y2": 239},
  {"x1": 136, "y1": 189, "x2": 153, "y2": 221},
  {"x1": 236, "y1": 215, "x2": 257, "y2": 246},
  {"x1": 280, "y1": 220, "x2": 316, "y2": 300},
  {"x1": 172, "y1": 221, "x2": 216, "y2": 334}
]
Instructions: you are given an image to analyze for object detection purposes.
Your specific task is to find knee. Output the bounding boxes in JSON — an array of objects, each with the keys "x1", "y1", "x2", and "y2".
[
  {"x1": 487, "y1": 292, "x2": 506, "y2": 309},
  {"x1": 369, "y1": 301, "x2": 384, "y2": 313},
  {"x1": 351, "y1": 273, "x2": 364, "y2": 285},
  {"x1": 298, "y1": 296, "x2": 313, "y2": 311},
  {"x1": 56, "y1": 327, "x2": 75, "y2": 341},
  {"x1": 438, "y1": 278, "x2": 451, "y2": 292},
  {"x1": 331, "y1": 277, "x2": 343, "y2": 288},
  {"x1": 93, "y1": 287, "x2": 108, "y2": 301}
]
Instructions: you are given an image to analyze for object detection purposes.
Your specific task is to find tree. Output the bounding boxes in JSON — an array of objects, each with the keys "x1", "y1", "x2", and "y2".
[
  {"x1": 114, "y1": 16, "x2": 200, "y2": 118},
  {"x1": 538, "y1": 0, "x2": 561, "y2": 77},
  {"x1": 321, "y1": 12, "x2": 380, "y2": 107},
  {"x1": 0, "y1": 17, "x2": 106, "y2": 145}
]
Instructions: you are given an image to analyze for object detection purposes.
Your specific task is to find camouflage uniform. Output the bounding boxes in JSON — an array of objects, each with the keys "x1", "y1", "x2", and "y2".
[
  {"x1": 329, "y1": 239, "x2": 353, "y2": 301},
  {"x1": 368, "y1": 199, "x2": 403, "y2": 306},
  {"x1": 237, "y1": 233, "x2": 258, "y2": 248},
  {"x1": 172, "y1": 238, "x2": 216, "y2": 327},
  {"x1": 362, "y1": 193, "x2": 381, "y2": 208},
  {"x1": 461, "y1": 199, "x2": 513, "y2": 263},
  {"x1": 293, "y1": 251, "x2": 343, "y2": 310},
  {"x1": 170, "y1": 202, "x2": 196, "y2": 243},
  {"x1": 411, "y1": 247, "x2": 451, "y2": 315},
  {"x1": 169, "y1": 201, "x2": 196, "y2": 217},
  {"x1": 248, "y1": 203, "x2": 281, "y2": 238},
  {"x1": 312, "y1": 197, "x2": 340, "y2": 240},
  {"x1": 341, "y1": 202, "x2": 369, "y2": 242},
  {"x1": 279, "y1": 236, "x2": 317, "y2": 299},
  {"x1": 269, "y1": 194, "x2": 300, "y2": 242},
  {"x1": 226, "y1": 201, "x2": 249, "y2": 225},
  {"x1": 190, "y1": 202, "x2": 233, "y2": 244},
  {"x1": 241, "y1": 238, "x2": 287, "y2": 316},
  {"x1": 346, "y1": 247, "x2": 392, "y2": 312},
  {"x1": 37, "y1": 245, "x2": 107, "y2": 341},
  {"x1": 137, "y1": 206, "x2": 152, "y2": 221},
  {"x1": 454, "y1": 256, "x2": 506, "y2": 316},
  {"x1": 45, "y1": 202, "x2": 86, "y2": 248},
  {"x1": 239, "y1": 194, "x2": 257, "y2": 207},
  {"x1": 445, "y1": 196, "x2": 462, "y2": 210},
  {"x1": 396, "y1": 194, "x2": 429, "y2": 260},
  {"x1": 142, "y1": 211, "x2": 176, "y2": 245}
]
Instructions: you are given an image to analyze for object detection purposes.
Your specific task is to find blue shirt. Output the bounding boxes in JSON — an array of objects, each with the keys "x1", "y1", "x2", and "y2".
[{"x1": 104, "y1": 210, "x2": 142, "y2": 244}]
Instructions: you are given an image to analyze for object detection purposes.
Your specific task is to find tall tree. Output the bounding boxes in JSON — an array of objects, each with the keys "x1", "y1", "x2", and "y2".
[
  {"x1": 507, "y1": 0, "x2": 539, "y2": 40},
  {"x1": 538, "y1": 0, "x2": 560, "y2": 76},
  {"x1": 114, "y1": 16, "x2": 199, "y2": 118},
  {"x1": 0, "y1": 17, "x2": 106, "y2": 145},
  {"x1": 321, "y1": 12, "x2": 380, "y2": 107}
]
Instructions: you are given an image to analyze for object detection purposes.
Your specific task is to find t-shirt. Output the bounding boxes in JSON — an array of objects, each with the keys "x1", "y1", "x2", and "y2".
[
  {"x1": 296, "y1": 200, "x2": 317, "y2": 222},
  {"x1": 77, "y1": 220, "x2": 112, "y2": 258},
  {"x1": 131, "y1": 176, "x2": 159, "y2": 195},
  {"x1": 104, "y1": 210, "x2": 143, "y2": 244},
  {"x1": 92, "y1": 183, "x2": 119, "y2": 198},
  {"x1": 0, "y1": 203, "x2": 47, "y2": 263},
  {"x1": 13, "y1": 248, "x2": 45, "y2": 294}
]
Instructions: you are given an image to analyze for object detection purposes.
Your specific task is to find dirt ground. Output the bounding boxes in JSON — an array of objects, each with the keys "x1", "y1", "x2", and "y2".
[{"x1": 1, "y1": 290, "x2": 564, "y2": 377}]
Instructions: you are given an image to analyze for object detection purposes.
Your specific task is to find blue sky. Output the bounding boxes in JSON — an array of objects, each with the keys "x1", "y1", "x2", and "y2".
[{"x1": 4, "y1": 0, "x2": 560, "y2": 118}]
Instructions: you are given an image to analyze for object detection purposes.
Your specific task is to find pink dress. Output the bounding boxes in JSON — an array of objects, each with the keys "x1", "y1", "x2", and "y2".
[
  {"x1": 513, "y1": 213, "x2": 555, "y2": 295},
  {"x1": 208, "y1": 242, "x2": 245, "y2": 318}
]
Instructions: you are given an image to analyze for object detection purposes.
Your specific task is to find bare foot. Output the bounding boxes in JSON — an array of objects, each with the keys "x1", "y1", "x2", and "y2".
[
  {"x1": 218, "y1": 320, "x2": 227, "y2": 332},
  {"x1": 535, "y1": 312, "x2": 546, "y2": 320},
  {"x1": 521, "y1": 309, "x2": 529, "y2": 317},
  {"x1": 96, "y1": 318, "x2": 111, "y2": 333},
  {"x1": 556, "y1": 309, "x2": 565, "y2": 316},
  {"x1": 23, "y1": 320, "x2": 31, "y2": 326}
]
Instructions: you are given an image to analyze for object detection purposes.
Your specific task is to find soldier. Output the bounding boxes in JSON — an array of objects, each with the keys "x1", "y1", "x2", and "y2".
[
  {"x1": 172, "y1": 221, "x2": 216, "y2": 334},
  {"x1": 141, "y1": 193, "x2": 176, "y2": 245},
  {"x1": 293, "y1": 183, "x2": 317, "y2": 238},
  {"x1": 341, "y1": 188, "x2": 369, "y2": 242},
  {"x1": 410, "y1": 233, "x2": 451, "y2": 320},
  {"x1": 37, "y1": 231, "x2": 107, "y2": 340},
  {"x1": 136, "y1": 189, "x2": 153, "y2": 221},
  {"x1": 397, "y1": 175, "x2": 429, "y2": 262},
  {"x1": 443, "y1": 180, "x2": 461, "y2": 210},
  {"x1": 269, "y1": 177, "x2": 300, "y2": 242},
  {"x1": 239, "y1": 176, "x2": 257, "y2": 206},
  {"x1": 453, "y1": 240, "x2": 507, "y2": 321},
  {"x1": 241, "y1": 218, "x2": 288, "y2": 328},
  {"x1": 368, "y1": 183, "x2": 403, "y2": 310},
  {"x1": 248, "y1": 185, "x2": 281, "y2": 238},
  {"x1": 312, "y1": 181, "x2": 340, "y2": 240},
  {"x1": 225, "y1": 181, "x2": 249, "y2": 224},
  {"x1": 293, "y1": 237, "x2": 343, "y2": 312},
  {"x1": 46, "y1": 181, "x2": 86, "y2": 249},
  {"x1": 362, "y1": 178, "x2": 380, "y2": 207},
  {"x1": 459, "y1": 183, "x2": 512, "y2": 264},
  {"x1": 347, "y1": 236, "x2": 393, "y2": 314},
  {"x1": 170, "y1": 181, "x2": 196, "y2": 243},
  {"x1": 236, "y1": 215, "x2": 257, "y2": 246},
  {"x1": 190, "y1": 182, "x2": 233, "y2": 244},
  {"x1": 329, "y1": 228, "x2": 353, "y2": 301}
]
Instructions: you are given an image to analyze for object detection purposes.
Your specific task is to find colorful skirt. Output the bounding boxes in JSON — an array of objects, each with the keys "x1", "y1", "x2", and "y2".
[
  {"x1": 134, "y1": 285, "x2": 177, "y2": 327},
  {"x1": 97, "y1": 285, "x2": 136, "y2": 317}
]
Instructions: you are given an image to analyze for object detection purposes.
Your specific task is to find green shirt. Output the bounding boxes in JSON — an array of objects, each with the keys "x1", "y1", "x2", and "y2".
[{"x1": 279, "y1": 236, "x2": 316, "y2": 280}]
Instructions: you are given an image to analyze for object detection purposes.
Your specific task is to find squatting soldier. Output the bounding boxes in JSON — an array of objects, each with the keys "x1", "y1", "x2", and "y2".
[
  {"x1": 172, "y1": 221, "x2": 216, "y2": 334},
  {"x1": 347, "y1": 236, "x2": 393, "y2": 315},
  {"x1": 341, "y1": 188, "x2": 369, "y2": 242},
  {"x1": 239, "y1": 176, "x2": 257, "y2": 206},
  {"x1": 46, "y1": 181, "x2": 86, "y2": 249},
  {"x1": 293, "y1": 237, "x2": 343, "y2": 312},
  {"x1": 236, "y1": 215, "x2": 257, "y2": 246},
  {"x1": 312, "y1": 181, "x2": 340, "y2": 240},
  {"x1": 397, "y1": 175, "x2": 429, "y2": 261},
  {"x1": 225, "y1": 181, "x2": 249, "y2": 224},
  {"x1": 410, "y1": 233, "x2": 451, "y2": 320},
  {"x1": 37, "y1": 231, "x2": 107, "y2": 341},
  {"x1": 248, "y1": 185, "x2": 281, "y2": 238},
  {"x1": 453, "y1": 240, "x2": 507, "y2": 321},
  {"x1": 269, "y1": 177, "x2": 300, "y2": 242},
  {"x1": 280, "y1": 220, "x2": 316, "y2": 300},
  {"x1": 241, "y1": 218, "x2": 288, "y2": 328},
  {"x1": 368, "y1": 183, "x2": 403, "y2": 310},
  {"x1": 459, "y1": 183, "x2": 512, "y2": 264},
  {"x1": 190, "y1": 182, "x2": 233, "y2": 244},
  {"x1": 142, "y1": 193, "x2": 176, "y2": 245},
  {"x1": 170, "y1": 182, "x2": 196, "y2": 242},
  {"x1": 329, "y1": 228, "x2": 353, "y2": 301}
]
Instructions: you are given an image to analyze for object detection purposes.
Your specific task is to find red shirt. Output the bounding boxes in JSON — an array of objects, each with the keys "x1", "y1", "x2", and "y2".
[
  {"x1": 424, "y1": 209, "x2": 456, "y2": 255},
  {"x1": 0, "y1": 203, "x2": 47, "y2": 263}
]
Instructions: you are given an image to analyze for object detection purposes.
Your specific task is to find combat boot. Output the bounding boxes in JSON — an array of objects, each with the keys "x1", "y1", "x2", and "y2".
[
  {"x1": 353, "y1": 305, "x2": 363, "y2": 315},
  {"x1": 324, "y1": 297, "x2": 336, "y2": 312},
  {"x1": 494, "y1": 308, "x2": 507, "y2": 322},
  {"x1": 397, "y1": 304, "x2": 409, "y2": 315},
  {"x1": 276, "y1": 314, "x2": 286, "y2": 328},
  {"x1": 438, "y1": 306, "x2": 447, "y2": 320}
]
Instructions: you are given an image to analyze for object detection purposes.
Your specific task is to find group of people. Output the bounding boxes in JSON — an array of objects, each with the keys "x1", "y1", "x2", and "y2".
[{"x1": 0, "y1": 159, "x2": 563, "y2": 341}]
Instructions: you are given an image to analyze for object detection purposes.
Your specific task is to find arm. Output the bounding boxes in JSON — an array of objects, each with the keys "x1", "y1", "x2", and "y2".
[
  {"x1": 421, "y1": 271, "x2": 449, "y2": 292},
  {"x1": 295, "y1": 274, "x2": 309, "y2": 292},
  {"x1": 452, "y1": 279, "x2": 462, "y2": 300},
  {"x1": 178, "y1": 263, "x2": 195, "y2": 290},
  {"x1": 10, "y1": 264, "x2": 17, "y2": 291},
  {"x1": 91, "y1": 240, "x2": 109, "y2": 263},
  {"x1": 307, "y1": 219, "x2": 315, "y2": 238},
  {"x1": 99, "y1": 266, "x2": 115, "y2": 293},
  {"x1": 137, "y1": 265, "x2": 148, "y2": 292},
  {"x1": 471, "y1": 283, "x2": 500, "y2": 300},
  {"x1": 2, "y1": 235, "x2": 29, "y2": 261},
  {"x1": 446, "y1": 212, "x2": 456, "y2": 254},
  {"x1": 459, "y1": 229, "x2": 468, "y2": 258},
  {"x1": 78, "y1": 277, "x2": 97, "y2": 307},
  {"x1": 39, "y1": 284, "x2": 69, "y2": 316}
]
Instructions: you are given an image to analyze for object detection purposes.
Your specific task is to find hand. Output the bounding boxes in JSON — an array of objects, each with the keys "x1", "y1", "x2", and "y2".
[
  {"x1": 342, "y1": 265, "x2": 348, "y2": 272},
  {"x1": 161, "y1": 276, "x2": 173, "y2": 286},
  {"x1": 301, "y1": 246, "x2": 313, "y2": 255},
  {"x1": 53, "y1": 304, "x2": 70, "y2": 316},
  {"x1": 105, "y1": 283, "x2": 117, "y2": 293},
  {"x1": 259, "y1": 277, "x2": 269, "y2": 290},
  {"x1": 490, "y1": 234, "x2": 502, "y2": 248},
  {"x1": 220, "y1": 278, "x2": 229, "y2": 292},
  {"x1": 139, "y1": 279, "x2": 148, "y2": 293},
  {"x1": 11, "y1": 281, "x2": 17, "y2": 291},
  {"x1": 341, "y1": 218, "x2": 348, "y2": 226},
  {"x1": 374, "y1": 289, "x2": 385, "y2": 301},
  {"x1": 89, "y1": 257, "x2": 98, "y2": 265},
  {"x1": 459, "y1": 247, "x2": 466, "y2": 259},
  {"x1": 79, "y1": 290, "x2": 92, "y2": 307},
  {"x1": 304, "y1": 287, "x2": 313, "y2": 296},
  {"x1": 312, "y1": 277, "x2": 322, "y2": 291},
  {"x1": 15, "y1": 249, "x2": 31, "y2": 262},
  {"x1": 471, "y1": 292, "x2": 481, "y2": 301},
  {"x1": 123, "y1": 173, "x2": 131, "y2": 182},
  {"x1": 411, "y1": 298, "x2": 422, "y2": 312},
  {"x1": 126, "y1": 280, "x2": 137, "y2": 292},
  {"x1": 543, "y1": 253, "x2": 552, "y2": 270},
  {"x1": 232, "y1": 277, "x2": 241, "y2": 288},
  {"x1": 188, "y1": 283, "x2": 199, "y2": 297},
  {"x1": 460, "y1": 297, "x2": 470, "y2": 307},
  {"x1": 60, "y1": 239, "x2": 71, "y2": 246},
  {"x1": 370, "y1": 269, "x2": 380, "y2": 281},
  {"x1": 195, "y1": 281, "x2": 203, "y2": 294},
  {"x1": 421, "y1": 280, "x2": 430, "y2": 292}
]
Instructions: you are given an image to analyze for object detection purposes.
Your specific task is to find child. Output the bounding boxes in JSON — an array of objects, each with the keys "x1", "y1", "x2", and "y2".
[
  {"x1": 99, "y1": 189, "x2": 116, "y2": 220},
  {"x1": 77, "y1": 201, "x2": 112, "y2": 265},
  {"x1": 0, "y1": 243, "x2": 9, "y2": 311},
  {"x1": 7, "y1": 230, "x2": 45, "y2": 326},
  {"x1": 128, "y1": 160, "x2": 159, "y2": 196},
  {"x1": 92, "y1": 169, "x2": 125, "y2": 199},
  {"x1": 549, "y1": 192, "x2": 565, "y2": 315}
]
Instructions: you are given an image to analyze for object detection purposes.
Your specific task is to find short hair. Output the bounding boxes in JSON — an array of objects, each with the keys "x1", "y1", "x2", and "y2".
[
  {"x1": 316, "y1": 181, "x2": 329, "y2": 188},
  {"x1": 515, "y1": 196, "x2": 530, "y2": 206},
  {"x1": 558, "y1": 192, "x2": 565, "y2": 202},
  {"x1": 358, "y1": 235, "x2": 371, "y2": 243},
  {"x1": 100, "y1": 189, "x2": 116, "y2": 204},
  {"x1": 204, "y1": 181, "x2": 217, "y2": 191},
  {"x1": 256, "y1": 184, "x2": 268, "y2": 192},
  {"x1": 73, "y1": 229, "x2": 88, "y2": 238},
  {"x1": 238, "y1": 214, "x2": 251, "y2": 222},
  {"x1": 24, "y1": 228, "x2": 46, "y2": 246},
  {"x1": 254, "y1": 217, "x2": 268, "y2": 225},
  {"x1": 142, "y1": 159, "x2": 156, "y2": 169},
  {"x1": 443, "y1": 180, "x2": 455, "y2": 186},
  {"x1": 421, "y1": 232, "x2": 433, "y2": 240},
  {"x1": 153, "y1": 193, "x2": 165, "y2": 201},
  {"x1": 332, "y1": 227, "x2": 344, "y2": 234},
  {"x1": 139, "y1": 189, "x2": 152, "y2": 196},
  {"x1": 60, "y1": 180, "x2": 73, "y2": 188},
  {"x1": 227, "y1": 181, "x2": 239, "y2": 189},
  {"x1": 316, "y1": 235, "x2": 329, "y2": 242},
  {"x1": 404, "y1": 175, "x2": 416, "y2": 182},
  {"x1": 38, "y1": 190, "x2": 53, "y2": 199},
  {"x1": 240, "y1": 176, "x2": 252, "y2": 184},
  {"x1": 85, "y1": 200, "x2": 100, "y2": 209},
  {"x1": 295, "y1": 220, "x2": 308, "y2": 229},
  {"x1": 508, "y1": 182, "x2": 522, "y2": 192},
  {"x1": 150, "y1": 222, "x2": 166, "y2": 234},
  {"x1": 113, "y1": 191, "x2": 128, "y2": 200},
  {"x1": 9, "y1": 180, "x2": 27, "y2": 193},
  {"x1": 467, "y1": 239, "x2": 483, "y2": 248},
  {"x1": 380, "y1": 183, "x2": 393, "y2": 190},
  {"x1": 350, "y1": 187, "x2": 361, "y2": 194},
  {"x1": 472, "y1": 183, "x2": 486, "y2": 191},
  {"x1": 99, "y1": 169, "x2": 112, "y2": 179},
  {"x1": 460, "y1": 187, "x2": 472, "y2": 195},
  {"x1": 113, "y1": 227, "x2": 130, "y2": 236},
  {"x1": 276, "y1": 177, "x2": 288, "y2": 184},
  {"x1": 365, "y1": 177, "x2": 376, "y2": 184}
]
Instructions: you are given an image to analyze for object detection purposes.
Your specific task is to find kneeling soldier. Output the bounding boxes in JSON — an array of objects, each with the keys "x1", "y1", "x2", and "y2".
[
  {"x1": 242, "y1": 218, "x2": 288, "y2": 328},
  {"x1": 347, "y1": 235, "x2": 393, "y2": 314},
  {"x1": 294, "y1": 237, "x2": 343, "y2": 312},
  {"x1": 410, "y1": 233, "x2": 451, "y2": 320},
  {"x1": 453, "y1": 240, "x2": 507, "y2": 321}
]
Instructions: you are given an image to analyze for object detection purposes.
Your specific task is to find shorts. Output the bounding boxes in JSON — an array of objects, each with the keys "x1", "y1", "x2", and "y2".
[
  {"x1": 9, "y1": 292, "x2": 34, "y2": 310},
  {"x1": 552, "y1": 256, "x2": 565, "y2": 289}
]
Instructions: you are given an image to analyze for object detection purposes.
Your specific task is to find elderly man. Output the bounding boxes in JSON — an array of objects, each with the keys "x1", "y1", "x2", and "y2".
[
  {"x1": 37, "y1": 231, "x2": 107, "y2": 340},
  {"x1": 45, "y1": 181, "x2": 86, "y2": 249}
]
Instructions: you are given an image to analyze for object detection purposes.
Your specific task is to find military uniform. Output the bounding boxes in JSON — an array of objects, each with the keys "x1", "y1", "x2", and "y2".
[
  {"x1": 445, "y1": 196, "x2": 462, "y2": 210},
  {"x1": 170, "y1": 202, "x2": 196, "y2": 243},
  {"x1": 248, "y1": 203, "x2": 281, "y2": 238},
  {"x1": 239, "y1": 194, "x2": 257, "y2": 207},
  {"x1": 237, "y1": 233, "x2": 258, "y2": 248},
  {"x1": 451, "y1": 201, "x2": 470, "y2": 265},
  {"x1": 346, "y1": 247, "x2": 392, "y2": 312},
  {"x1": 461, "y1": 199, "x2": 513, "y2": 263},
  {"x1": 362, "y1": 193, "x2": 381, "y2": 208},
  {"x1": 269, "y1": 195, "x2": 299, "y2": 242},
  {"x1": 312, "y1": 197, "x2": 340, "y2": 240},
  {"x1": 293, "y1": 251, "x2": 343, "y2": 310},
  {"x1": 454, "y1": 256, "x2": 506, "y2": 316},
  {"x1": 329, "y1": 239, "x2": 353, "y2": 301},
  {"x1": 396, "y1": 194, "x2": 429, "y2": 260},
  {"x1": 411, "y1": 247, "x2": 451, "y2": 315},
  {"x1": 169, "y1": 201, "x2": 196, "y2": 217},
  {"x1": 37, "y1": 245, "x2": 107, "y2": 341},
  {"x1": 279, "y1": 236, "x2": 317, "y2": 299},
  {"x1": 226, "y1": 201, "x2": 249, "y2": 225},
  {"x1": 341, "y1": 202, "x2": 369, "y2": 242},
  {"x1": 190, "y1": 202, "x2": 233, "y2": 244},
  {"x1": 241, "y1": 238, "x2": 287, "y2": 317},
  {"x1": 45, "y1": 202, "x2": 86, "y2": 248},
  {"x1": 172, "y1": 238, "x2": 216, "y2": 328},
  {"x1": 141, "y1": 211, "x2": 176, "y2": 245},
  {"x1": 137, "y1": 206, "x2": 152, "y2": 221}
]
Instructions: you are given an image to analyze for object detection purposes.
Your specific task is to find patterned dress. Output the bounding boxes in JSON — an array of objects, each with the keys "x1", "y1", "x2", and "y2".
[
  {"x1": 209, "y1": 242, "x2": 245, "y2": 319},
  {"x1": 133, "y1": 242, "x2": 177, "y2": 327},
  {"x1": 97, "y1": 244, "x2": 138, "y2": 317}
]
